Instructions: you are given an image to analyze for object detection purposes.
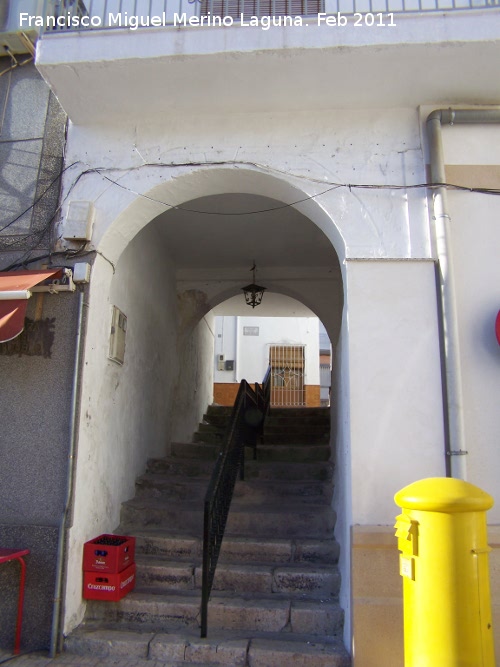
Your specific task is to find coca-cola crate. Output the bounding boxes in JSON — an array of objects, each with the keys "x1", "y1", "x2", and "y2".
[
  {"x1": 83, "y1": 534, "x2": 135, "y2": 574},
  {"x1": 83, "y1": 562, "x2": 136, "y2": 601}
]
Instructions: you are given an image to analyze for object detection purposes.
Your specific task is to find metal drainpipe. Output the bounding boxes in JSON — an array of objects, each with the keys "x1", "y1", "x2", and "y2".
[
  {"x1": 426, "y1": 108, "x2": 500, "y2": 479},
  {"x1": 50, "y1": 289, "x2": 87, "y2": 657}
]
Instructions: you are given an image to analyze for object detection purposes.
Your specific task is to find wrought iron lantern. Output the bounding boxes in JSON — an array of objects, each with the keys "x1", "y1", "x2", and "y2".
[{"x1": 241, "y1": 262, "x2": 266, "y2": 308}]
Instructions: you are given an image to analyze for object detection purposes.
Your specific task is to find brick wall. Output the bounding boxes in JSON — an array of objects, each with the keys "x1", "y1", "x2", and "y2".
[
  {"x1": 213, "y1": 383, "x2": 321, "y2": 407},
  {"x1": 213, "y1": 383, "x2": 240, "y2": 406},
  {"x1": 305, "y1": 385, "x2": 321, "y2": 407}
]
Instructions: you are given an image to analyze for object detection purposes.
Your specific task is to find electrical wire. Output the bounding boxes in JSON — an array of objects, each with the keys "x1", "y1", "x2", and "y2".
[
  {"x1": 0, "y1": 161, "x2": 79, "y2": 234},
  {"x1": 2, "y1": 158, "x2": 499, "y2": 236},
  {"x1": 90, "y1": 163, "x2": 500, "y2": 217},
  {"x1": 2, "y1": 157, "x2": 500, "y2": 274}
]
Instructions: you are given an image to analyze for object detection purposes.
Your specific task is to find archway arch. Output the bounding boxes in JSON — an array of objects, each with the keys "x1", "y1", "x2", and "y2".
[
  {"x1": 94, "y1": 166, "x2": 347, "y2": 268},
  {"x1": 65, "y1": 165, "x2": 350, "y2": 640}
]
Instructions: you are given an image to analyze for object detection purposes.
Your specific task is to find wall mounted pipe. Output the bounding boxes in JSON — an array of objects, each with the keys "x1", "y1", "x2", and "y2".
[
  {"x1": 426, "y1": 107, "x2": 500, "y2": 480},
  {"x1": 50, "y1": 289, "x2": 87, "y2": 657}
]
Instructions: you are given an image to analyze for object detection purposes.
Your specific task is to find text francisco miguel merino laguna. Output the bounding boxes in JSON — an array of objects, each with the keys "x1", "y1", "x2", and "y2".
[{"x1": 19, "y1": 11, "x2": 363, "y2": 31}]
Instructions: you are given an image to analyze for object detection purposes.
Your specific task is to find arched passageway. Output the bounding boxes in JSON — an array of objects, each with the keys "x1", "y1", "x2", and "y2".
[{"x1": 64, "y1": 168, "x2": 350, "y2": 644}]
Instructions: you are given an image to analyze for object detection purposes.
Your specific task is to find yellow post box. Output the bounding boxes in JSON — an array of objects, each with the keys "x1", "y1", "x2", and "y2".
[{"x1": 394, "y1": 477, "x2": 495, "y2": 666}]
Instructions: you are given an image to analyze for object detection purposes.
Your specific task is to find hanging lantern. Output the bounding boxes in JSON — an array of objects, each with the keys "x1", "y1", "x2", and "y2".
[{"x1": 242, "y1": 262, "x2": 266, "y2": 308}]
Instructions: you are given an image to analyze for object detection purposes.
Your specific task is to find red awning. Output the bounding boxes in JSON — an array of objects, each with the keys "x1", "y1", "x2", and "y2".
[{"x1": 0, "y1": 269, "x2": 62, "y2": 344}]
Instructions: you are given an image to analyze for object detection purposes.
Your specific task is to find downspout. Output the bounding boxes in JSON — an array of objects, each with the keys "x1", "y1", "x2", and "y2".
[
  {"x1": 426, "y1": 108, "x2": 500, "y2": 479},
  {"x1": 50, "y1": 289, "x2": 86, "y2": 657}
]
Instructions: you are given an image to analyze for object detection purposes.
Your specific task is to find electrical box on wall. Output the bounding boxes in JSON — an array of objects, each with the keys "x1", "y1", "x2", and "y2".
[
  {"x1": 225, "y1": 360, "x2": 234, "y2": 371},
  {"x1": 217, "y1": 354, "x2": 225, "y2": 371},
  {"x1": 109, "y1": 306, "x2": 127, "y2": 365},
  {"x1": 64, "y1": 201, "x2": 95, "y2": 241}
]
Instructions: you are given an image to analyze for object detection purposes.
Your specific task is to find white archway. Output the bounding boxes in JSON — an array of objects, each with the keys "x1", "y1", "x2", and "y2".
[{"x1": 63, "y1": 165, "x2": 350, "y2": 641}]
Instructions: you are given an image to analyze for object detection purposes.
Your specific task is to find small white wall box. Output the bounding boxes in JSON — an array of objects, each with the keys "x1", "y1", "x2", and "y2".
[
  {"x1": 73, "y1": 262, "x2": 91, "y2": 284},
  {"x1": 217, "y1": 354, "x2": 225, "y2": 371},
  {"x1": 109, "y1": 306, "x2": 127, "y2": 365},
  {"x1": 64, "y1": 201, "x2": 95, "y2": 241}
]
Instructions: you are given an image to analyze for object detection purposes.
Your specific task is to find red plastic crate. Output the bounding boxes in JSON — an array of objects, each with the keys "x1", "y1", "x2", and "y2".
[
  {"x1": 83, "y1": 562, "x2": 136, "y2": 601},
  {"x1": 83, "y1": 534, "x2": 135, "y2": 574}
]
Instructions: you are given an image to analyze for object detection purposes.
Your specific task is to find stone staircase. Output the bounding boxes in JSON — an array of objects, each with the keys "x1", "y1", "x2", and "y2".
[{"x1": 65, "y1": 405, "x2": 350, "y2": 666}]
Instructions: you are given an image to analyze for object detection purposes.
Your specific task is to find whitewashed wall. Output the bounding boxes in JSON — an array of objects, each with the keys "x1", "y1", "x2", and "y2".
[
  {"x1": 346, "y1": 259, "x2": 446, "y2": 523},
  {"x1": 440, "y1": 124, "x2": 500, "y2": 523},
  {"x1": 63, "y1": 224, "x2": 214, "y2": 632}
]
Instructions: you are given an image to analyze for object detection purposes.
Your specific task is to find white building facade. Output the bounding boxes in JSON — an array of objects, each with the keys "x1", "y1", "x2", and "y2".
[{"x1": 212, "y1": 311, "x2": 322, "y2": 406}]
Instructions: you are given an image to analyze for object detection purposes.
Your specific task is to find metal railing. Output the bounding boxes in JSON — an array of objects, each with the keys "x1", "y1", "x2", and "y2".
[
  {"x1": 200, "y1": 372, "x2": 269, "y2": 638},
  {"x1": 255, "y1": 365, "x2": 271, "y2": 420},
  {"x1": 39, "y1": 0, "x2": 499, "y2": 35}
]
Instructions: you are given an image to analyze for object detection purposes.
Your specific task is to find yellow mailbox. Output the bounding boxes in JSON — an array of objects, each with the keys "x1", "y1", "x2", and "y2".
[{"x1": 394, "y1": 477, "x2": 495, "y2": 666}]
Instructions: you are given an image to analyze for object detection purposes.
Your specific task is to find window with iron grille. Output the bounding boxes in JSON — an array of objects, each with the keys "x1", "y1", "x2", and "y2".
[{"x1": 269, "y1": 345, "x2": 305, "y2": 407}]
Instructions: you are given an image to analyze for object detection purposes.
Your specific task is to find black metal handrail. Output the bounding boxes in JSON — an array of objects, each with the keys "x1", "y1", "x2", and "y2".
[
  {"x1": 255, "y1": 365, "x2": 271, "y2": 423},
  {"x1": 200, "y1": 371, "x2": 270, "y2": 638}
]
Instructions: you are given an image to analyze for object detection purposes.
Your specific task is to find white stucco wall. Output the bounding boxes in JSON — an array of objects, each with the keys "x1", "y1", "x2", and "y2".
[
  {"x1": 450, "y1": 192, "x2": 500, "y2": 522},
  {"x1": 440, "y1": 124, "x2": 500, "y2": 523},
  {"x1": 57, "y1": 107, "x2": 425, "y2": 262},
  {"x1": 347, "y1": 259, "x2": 446, "y2": 524},
  {"x1": 64, "y1": 223, "x2": 213, "y2": 631},
  {"x1": 171, "y1": 311, "x2": 215, "y2": 442}
]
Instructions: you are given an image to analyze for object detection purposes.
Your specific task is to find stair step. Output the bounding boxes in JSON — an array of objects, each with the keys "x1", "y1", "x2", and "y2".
[
  {"x1": 66, "y1": 403, "x2": 348, "y2": 665},
  {"x1": 146, "y1": 458, "x2": 333, "y2": 482},
  {"x1": 135, "y1": 556, "x2": 340, "y2": 597},
  {"x1": 206, "y1": 405, "x2": 233, "y2": 417},
  {"x1": 135, "y1": 476, "x2": 208, "y2": 501},
  {"x1": 146, "y1": 457, "x2": 214, "y2": 477},
  {"x1": 232, "y1": 479, "x2": 332, "y2": 505},
  {"x1": 65, "y1": 626, "x2": 350, "y2": 667},
  {"x1": 269, "y1": 408, "x2": 330, "y2": 417},
  {"x1": 244, "y1": 460, "x2": 333, "y2": 482},
  {"x1": 262, "y1": 434, "x2": 329, "y2": 444},
  {"x1": 134, "y1": 532, "x2": 340, "y2": 565},
  {"x1": 151, "y1": 633, "x2": 248, "y2": 665},
  {"x1": 198, "y1": 422, "x2": 226, "y2": 433},
  {"x1": 120, "y1": 499, "x2": 205, "y2": 533},
  {"x1": 265, "y1": 416, "x2": 330, "y2": 427},
  {"x1": 203, "y1": 413, "x2": 231, "y2": 428},
  {"x1": 264, "y1": 426, "x2": 330, "y2": 436},
  {"x1": 248, "y1": 637, "x2": 350, "y2": 667},
  {"x1": 253, "y1": 444, "x2": 330, "y2": 462},
  {"x1": 136, "y1": 558, "x2": 196, "y2": 591},
  {"x1": 135, "y1": 474, "x2": 332, "y2": 505},
  {"x1": 135, "y1": 532, "x2": 203, "y2": 560},
  {"x1": 193, "y1": 431, "x2": 225, "y2": 444},
  {"x1": 85, "y1": 592, "x2": 343, "y2": 636},
  {"x1": 121, "y1": 500, "x2": 335, "y2": 538},
  {"x1": 197, "y1": 563, "x2": 340, "y2": 597},
  {"x1": 171, "y1": 442, "x2": 220, "y2": 459},
  {"x1": 171, "y1": 434, "x2": 331, "y2": 463},
  {"x1": 65, "y1": 628, "x2": 154, "y2": 660}
]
